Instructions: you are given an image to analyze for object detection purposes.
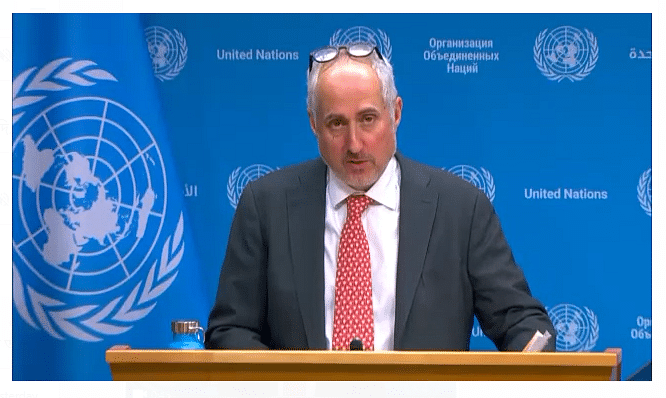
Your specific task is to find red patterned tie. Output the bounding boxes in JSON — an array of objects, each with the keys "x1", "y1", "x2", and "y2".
[{"x1": 332, "y1": 195, "x2": 374, "y2": 351}]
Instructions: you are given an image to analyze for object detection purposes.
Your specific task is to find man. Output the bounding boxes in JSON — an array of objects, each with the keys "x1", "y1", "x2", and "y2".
[{"x1": 205, "y1": 43, "x2": 555, "y2": 351}]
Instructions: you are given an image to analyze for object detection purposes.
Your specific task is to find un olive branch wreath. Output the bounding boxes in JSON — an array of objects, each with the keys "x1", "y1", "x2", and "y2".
[
  {"x1": 584, "y1": 306, "x2": 600, "y2": 351},
  {"x1": 12, "y1": 57, "x2": 117, "y2": 124},
  {"x1": 637, "y1": 168, "x2": 651, "y2": 217},
  {"x1": 377, "y1": 29, "x2": 393, "y2": 62},
  {"x1": 12, "y1": 58, "x2": 184, "y2": 341},
  {"x1": 481, "y1": 167, "x2": 496, "y2": 203},
  {"x1": 226, "y1": 166, "x2": 242, "y2": 209}
]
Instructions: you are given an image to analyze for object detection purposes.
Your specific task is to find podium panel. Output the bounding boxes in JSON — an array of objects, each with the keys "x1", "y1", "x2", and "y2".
[{"x1": 106, "y1": 348, "x2": 620, "y2": 381}]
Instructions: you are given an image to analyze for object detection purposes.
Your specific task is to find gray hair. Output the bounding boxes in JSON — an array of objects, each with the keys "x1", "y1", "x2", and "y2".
[{"x1": 306, "y1": 50, "x2": 398, "y2": 120}]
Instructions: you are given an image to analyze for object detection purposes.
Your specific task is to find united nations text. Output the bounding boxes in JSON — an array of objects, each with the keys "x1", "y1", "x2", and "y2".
[{"x1": 217, "y1": 49, "x2": 299, "y2": 61}]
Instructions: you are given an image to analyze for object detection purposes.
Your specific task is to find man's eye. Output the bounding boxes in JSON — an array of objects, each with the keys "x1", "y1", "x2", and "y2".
[
  {"x1": 362, "y1": 115, "x2": 376, "y2": 123},
  {"x1": 329, "y1": 119, "x2": 343, "y2": 128}
]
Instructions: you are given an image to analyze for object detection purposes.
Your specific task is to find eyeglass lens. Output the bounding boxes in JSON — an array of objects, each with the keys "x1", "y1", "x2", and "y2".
[{"x1": 313, "y1": 43, "x2": 376, "y2": 62}]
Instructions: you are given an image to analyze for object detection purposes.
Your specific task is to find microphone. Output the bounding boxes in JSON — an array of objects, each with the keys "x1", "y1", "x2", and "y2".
[{"x1": 349, "y1": 337, "x2": 364, "y2": 351}]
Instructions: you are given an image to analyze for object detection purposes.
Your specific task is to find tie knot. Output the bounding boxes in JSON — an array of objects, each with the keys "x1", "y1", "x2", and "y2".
[{"x1": 347, "y1": 195, "x2": 372, "y2": 217}]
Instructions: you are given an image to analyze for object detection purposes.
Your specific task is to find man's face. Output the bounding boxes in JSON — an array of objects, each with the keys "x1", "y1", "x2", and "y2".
[{"x1": 309, "y1": 58, "x2": 402, "y2": 191}]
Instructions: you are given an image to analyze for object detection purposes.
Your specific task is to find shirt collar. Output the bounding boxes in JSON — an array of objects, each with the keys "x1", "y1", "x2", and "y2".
[{"x1": 327, "y1": 156, "x2": 400, "y2": 211}]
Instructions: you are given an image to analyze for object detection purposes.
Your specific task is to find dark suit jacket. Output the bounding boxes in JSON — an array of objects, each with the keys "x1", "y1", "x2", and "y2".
[{"x1": 206, "y1": 153, "x2": 556, "y2": 351}]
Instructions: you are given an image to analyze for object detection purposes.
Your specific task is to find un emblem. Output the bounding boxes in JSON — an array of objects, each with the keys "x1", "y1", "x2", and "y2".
[
  {"x1": 144, "y1": 26, "x2": 188, "y2": 81},
  {"x1": 227, "y1": 164, "x2": 276, "y2": 209},
  {"x1": 548, "y1": 303, "x2": 599, "y2": 352},
  {"x1": 330, "y1": 26, "x2": 392, "y2": 61},
  {"x1": 534, "y1": 26, "x2": 599, "y2": 82},
  {"x1": 448, "y1": 165, "x2": 496, "y2": 202},
  {"x1": 637, "y1": 168, "x2": 651, "y2": 217},
  {"x1": 12, "y1": 58, "x2": 183, "y2": 342}
]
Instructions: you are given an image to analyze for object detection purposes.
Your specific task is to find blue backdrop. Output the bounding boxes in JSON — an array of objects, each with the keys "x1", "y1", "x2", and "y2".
[{"x1": 12, "y1": 13, "x2": 651, "y2": 380}]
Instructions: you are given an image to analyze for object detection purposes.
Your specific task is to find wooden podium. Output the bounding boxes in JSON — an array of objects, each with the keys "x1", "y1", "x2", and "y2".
[{"x1": 106, "y1": 346, "x2": 621, "y2": 381}]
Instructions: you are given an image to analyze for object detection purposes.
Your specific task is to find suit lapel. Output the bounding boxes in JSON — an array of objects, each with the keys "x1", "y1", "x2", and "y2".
[
  {"x1": 286, "y1": 159, "x2": 327, "y2": 349},
  {"x1": 393, "y1": 154, "x2": 438, "y2": 347}
]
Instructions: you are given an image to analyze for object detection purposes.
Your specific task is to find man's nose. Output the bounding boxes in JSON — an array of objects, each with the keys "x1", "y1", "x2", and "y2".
[{"x1": 347, "y1": 124, "x2": 362, "y2": 154}]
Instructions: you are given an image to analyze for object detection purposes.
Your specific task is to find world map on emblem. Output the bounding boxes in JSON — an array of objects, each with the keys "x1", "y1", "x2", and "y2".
[
  {"x1": 542, "y1": 26, "x2": 593, "y2": 75},
  {"x1": 448, "y1": 165, "x2": 495, "y2": 202},
  {"x1": 13, "y1": 97, "x2": 168, "y2": 295},
  {"x1": 548, "y1": 303, "x2": 598, "y2": 352},
  {"x1": 144, "y1": 26, "x2": 188, "y2": 81},
  {"x1": 145, "y1": 26, "x2": 180, "y2": 74},
  {"x1": 227, "y1": 164, "x2": 275, "y2": 209},
  {"x1": 331, "y1": 26, "x2": 392, "y2": 61}
]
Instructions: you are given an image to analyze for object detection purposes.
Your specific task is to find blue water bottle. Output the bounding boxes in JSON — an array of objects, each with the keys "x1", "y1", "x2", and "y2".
[{"x1": 169, "y1": 320, "x2": 205, "y2": 349}]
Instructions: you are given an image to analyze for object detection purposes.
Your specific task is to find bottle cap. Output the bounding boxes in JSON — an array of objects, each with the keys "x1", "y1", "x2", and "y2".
[{"x1": 171, "y1": 320, "x2": 201, "y2": 334}]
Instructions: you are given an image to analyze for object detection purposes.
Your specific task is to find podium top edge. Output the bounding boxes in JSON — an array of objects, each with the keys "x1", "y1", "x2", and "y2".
[{"x1": 105, "y1": 349, "x2": 619, "y2": 367}]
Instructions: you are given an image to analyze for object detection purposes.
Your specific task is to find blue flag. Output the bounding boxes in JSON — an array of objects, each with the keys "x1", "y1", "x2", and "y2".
[{"x1": 12, "y1": 14, "x2": 210, "y2": 380}]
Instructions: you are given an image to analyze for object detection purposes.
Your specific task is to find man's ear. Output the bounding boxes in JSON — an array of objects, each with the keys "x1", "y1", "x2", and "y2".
[
  {"x1": 393, "y1": 96, "x2": 403, "y2": 128},
  {"x1": 308, "y1": 110, "x2": 317, "y2": 135}
]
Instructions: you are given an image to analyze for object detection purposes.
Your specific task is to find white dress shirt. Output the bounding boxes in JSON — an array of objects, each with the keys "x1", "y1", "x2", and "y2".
[{"x1": 324, "y1": 156, "x2": 401, "y2": 350}]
